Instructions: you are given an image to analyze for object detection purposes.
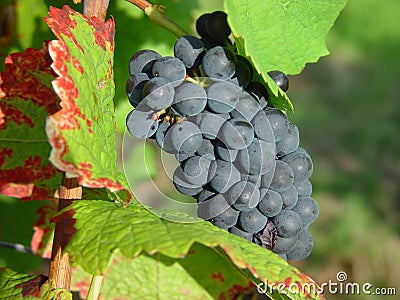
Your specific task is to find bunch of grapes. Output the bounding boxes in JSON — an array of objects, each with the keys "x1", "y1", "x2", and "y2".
[{"x1": 125, "y1": 11, "x2": 319, "y2": 261}]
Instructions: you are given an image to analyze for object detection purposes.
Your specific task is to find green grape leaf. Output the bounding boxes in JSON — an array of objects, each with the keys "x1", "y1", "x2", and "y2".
[
  {"x1": 71, "y1": 247, "x2": 255, "y2": 300},
  {"x1": 225, "y1": 0, "x2": 347, "y2": 74},
  {"x1": 57, "y1": 200, "x2": 323, "y2": 299},
  {"x1": 0, "y1": 268, "x2": 46, "y2": 299},
  {"x1": 225, "y1": 0, "x2": 347, "y2": 111},
  {"x1": 0, "y1": 44, "x2": 62, "y2": 200},
  {"x1": 44, "y1": 6, "x2": 130, "y2": 196},
  {"x1": 30, "y1": 188, "x2": 132, "y2": 260},
  {"x1": 0, "y1": 268, "x2": 72, "y2": 300}
]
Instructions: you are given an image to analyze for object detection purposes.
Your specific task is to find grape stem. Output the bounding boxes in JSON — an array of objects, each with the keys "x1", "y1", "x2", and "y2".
[
  {"x1": 126, "y1": 0, "x2": 189, "y2": 37},
  {"x1": 86, "y1": 275, "x2": 104, "y2": 300}
]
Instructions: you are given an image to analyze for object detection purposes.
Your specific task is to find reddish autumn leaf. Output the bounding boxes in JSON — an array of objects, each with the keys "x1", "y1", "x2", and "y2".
[
  {"x1": 31, "y1": 201, "x2": 58, "y2": 258},
  {"x1": 15, "y1": 274, "x2": 47, "y2": 298},
  {"x1": 0, "y1": 268, "x2": 46, "y2": 298},
  {"x1": 30, "y1": 186, "x2": 131, "y2": 259},
  {"x1": 44, "y1": 6, "x2": 130, "y2": 196},
  {"x1": 0, "y1": 43, "x2": 62, "y2": 200}
]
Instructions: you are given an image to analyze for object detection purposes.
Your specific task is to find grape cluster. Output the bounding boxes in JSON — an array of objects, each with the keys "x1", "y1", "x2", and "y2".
[{"x1": 125, "y1": 11, "x2": 318, "y2": 261}]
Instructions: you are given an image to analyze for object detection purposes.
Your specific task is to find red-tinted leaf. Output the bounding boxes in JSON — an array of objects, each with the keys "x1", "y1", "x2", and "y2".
[
  {"x1": 0, "y1": 268, "x2": 47, "y2": 299},
  {"x1": 51, "y1": 208, "x2": 77, "y2": 249},
  {"x1": 31, "y1": 202, "x2": 58, "y2": 258},
  {"x1": 15, "y1": 274, "x2": 47, "y2": 298},
  {"x1": 44, "y1": 6, "x2": 130, "y2": 196},
  {"x1": 0, "y1": 43, "x2": 62, "y2": 200}
]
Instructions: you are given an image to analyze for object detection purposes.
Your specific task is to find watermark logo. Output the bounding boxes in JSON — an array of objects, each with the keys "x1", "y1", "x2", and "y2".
[{"x1": 256, "y1": 271, "x2": 397, "y2": 296}]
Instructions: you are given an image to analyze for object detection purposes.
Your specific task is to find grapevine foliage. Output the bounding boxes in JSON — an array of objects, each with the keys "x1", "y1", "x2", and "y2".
[
  {"x1": 226, "y1": 0, "x2": 348, "y2": 74},
  {"x1": 0, "y1": 268, "x2": 72, "y2": 300},
  {"x1": 58, "y1": 200, "x2": 322, "y2": 299},
  {"x1": 0, "y1": 44, "x2": 61, "y2": 200},
  {"x1": 71, "y1": 248, "x2": 254, "y2": 300},
  {"x1": 44, "y1": 6, "x2": 130, "y2": 194},
  {"x1": 0, "y1": 1, "x2": 348, "y2": 299}
]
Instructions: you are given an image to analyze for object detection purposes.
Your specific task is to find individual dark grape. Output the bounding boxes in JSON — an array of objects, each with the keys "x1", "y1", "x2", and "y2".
[
  {"x1": 205, "y1": 11, "x2": 231, "y2": 42},
  {"x1": 227, "y1": 181, "x2": 260, "y2": 212},
  {"x1": 169, "y1": 121, "x2": 203, "y2": 155},
  {"x1": 273, "y1": 235, "x2": 298, "y2": 254},
  {"x1": 209, "y1": 159, "x2": 241, "y2": 193},
  {"x1": 142, "y1": 77, "x2": 174, "y2": 111},
  {"x1": 200, "y1": 37, "x2": 221, "y2": 50},
  {"x1": 206, "y1": 80, "x2": 240, "y2": 113},
  {"x1": 254, "y1": 221, "x2": 277, "y2": 250},
  {"x1": 229, "y1": 55, "x2": 253, "y2": 88},
  {"x1": 230, "y1": 91, "x2": 261, "y2": 121},
  {"x1": 287, "y1": 229, "x2": 313, "y2": 261},
  {"x1": 152, "y1": 56, "x2": 186, "y2": 87},
  {"x1": 197, "y1": 194, "x2": 230, "y2": 220},
  {"x1": 129, "y1": 49, "x2": 161, "y2": 76},
  {"x1": 210, "y1": 206, "x2": 240, "y2": 230},
  {"x1": 258, "y1": 189, "x2": 283, "y2": 217},
  {"x1": 219, "y1": 118, "x2": 254, "y2": 150},
  {"x1": 279, "y1": 184, "x2": 298, "y2": 209},
  {"x1": 175, "y1": 152, "x2": 194, "y2": 163},
  {"x1": 174, "y1": 35, "x2": 205, "y2": 68},
  {"x1": 155, "y1": 121, "x2": 175, "y2": 154},
  {"x1": 194, "y1": 111, "x2": 230, "y2": 139},
  {"x1": 251, "y1": 110, "x2": 275, "y2": 144},
  {"x1": 259, "y1": 187, "x2": 268, "y2": 199},
  {"x1": 264, "y1": 107, "x2": 289, "y2": 142},
  {"x1": 246, "y1": 82, "x2": 269, "y2": 109},
  {"x1": 260, "y1": 160, "x2": 276, "y2": 189},
  {"x1": 269, "y1": 160, "x2": 294, "y2": 192},
  {"x1": 276, "y1": 122, "x2": 300, "y2": 157},
  {"x1": 292, "y1": 196, "x2": 319, "y2": 227},
  {"x1": 173, "y1": 166, "x2": 203, "y2": 196},
  {"x1": 126, "y1": 73, "x2": 149, "y2": 107},
  {"x1": 281, "y1": 148, "x2": 313, "y2": 183},
  {"x1": 238, "y1": 209, "x2": 268, "y2": 233},
  {"x1": 196, "y1": 13, "x2": 210, "y2": 37},
  {"x1": 214, "y1": 140, "x2": 238, "y2": 162},
  {"x1": 202, "y1": 46, "x2": 235, "y2": 80},
  {"x1": 268, "y1": 70, "x2": 289, "y2": 92},
  {"x1": 273, "y1": 210, "x2": 302, "y2": 238},
  {"x1": 182, "y1": 155, "x2": 215, "y2": 186},
  {"x1": 172, "y1": 82, "x2": 207, "y2": 116},
  {"x1": 240, "y1": 174, "x2": 261, "y2": 187},
  {"x1": 126, "y1": 106, "x2": 158, "y2": 139},
  {"x1": 196, "y1": 189, "x2": 216, "y2": 203},
  {"x1": 278, "y1": 253, "x2": 288, "y2": 260},
  {"x1": 294, "y1": 179, "x2": 313, "y2": 196},
  {"x1": 229, "y1": 226, "x2": 253, "y2": 242},
  {"x1": 196, "y1": 139, "x2": 215, "y2": 160},
  {"x1": 237, "y1": 138, "x2": 275, "y2": 175}
]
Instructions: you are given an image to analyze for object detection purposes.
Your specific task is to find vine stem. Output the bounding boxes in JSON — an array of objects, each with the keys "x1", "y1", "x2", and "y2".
[
  {"x1": 86, "y1": 275, "x2": 104, "y2": 300},
  {"x1": 47, "y1": 0, "x2": 110, "y2": 298},
  {"x1": 83, "y1": 0, "x2": 110, "y2": 22},
  {"x1": 126, "y1": 0, "x2": 189, "y2": 37},
  {"x1": 48, "y1": 176, "x2": 81, "y2": 292}
]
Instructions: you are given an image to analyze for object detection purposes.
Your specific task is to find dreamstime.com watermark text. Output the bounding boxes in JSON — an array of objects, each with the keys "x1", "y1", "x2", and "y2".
[{"x1": 256, "y1": 271, "x2": 397, "y2": 296}]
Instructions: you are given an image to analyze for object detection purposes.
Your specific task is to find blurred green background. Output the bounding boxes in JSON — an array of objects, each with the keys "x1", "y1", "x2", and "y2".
[{"x1": 1, "y1": 0, "x2": 399, "y2": 299}]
